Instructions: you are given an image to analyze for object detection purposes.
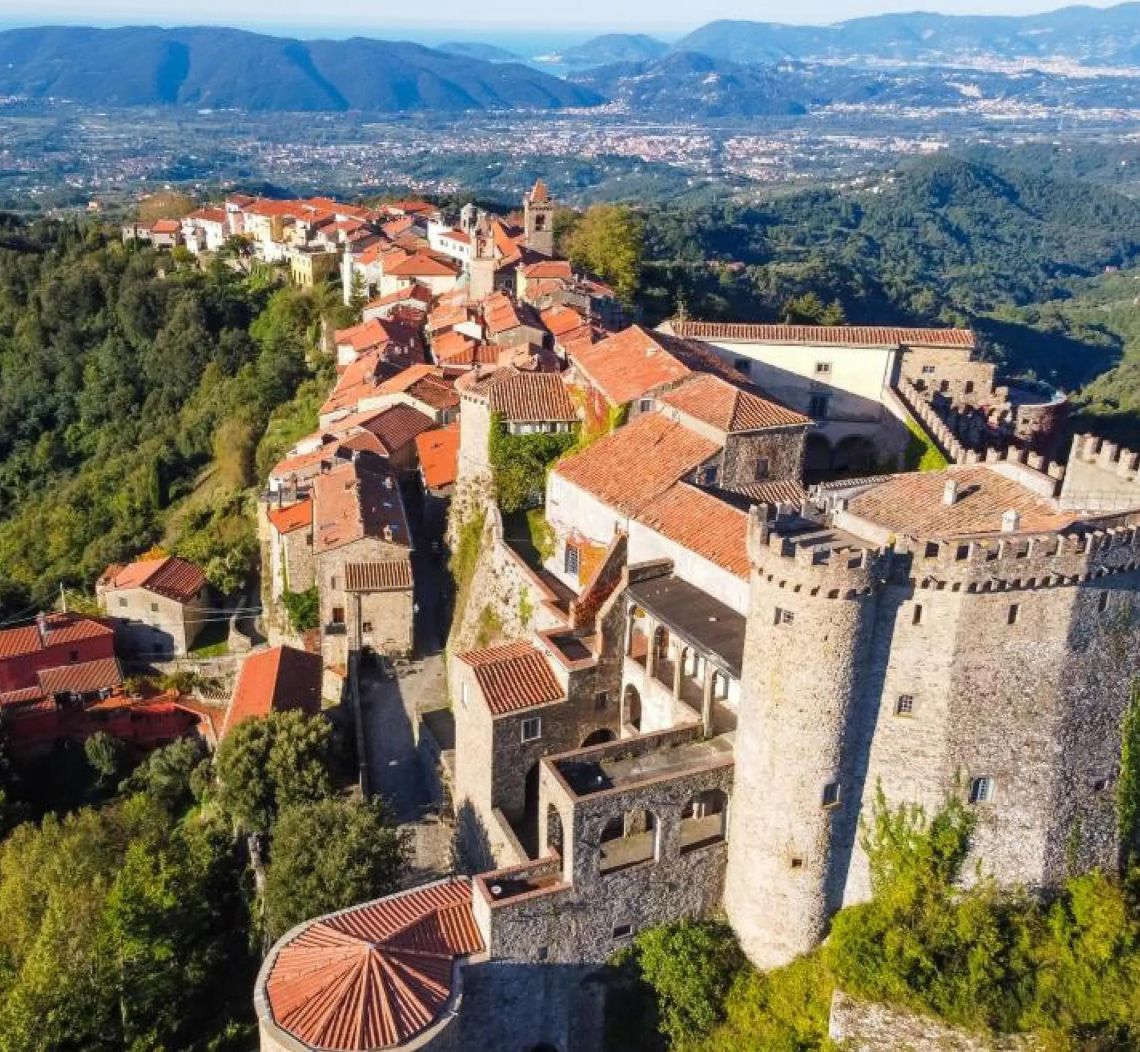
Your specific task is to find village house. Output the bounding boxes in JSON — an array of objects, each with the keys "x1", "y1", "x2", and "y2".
[
  {"x1": 97, "y1": 555, "x2": 211, "y2": 658},
  {"x1": 180, "y1": 206, "x2": 228, "y2": 254},
  {"x1": 266, "y1": 497, "x2": 315, "y2": 601},
  {"x1": 312, "y1": 455, "x2": 415, "y2": 666}
]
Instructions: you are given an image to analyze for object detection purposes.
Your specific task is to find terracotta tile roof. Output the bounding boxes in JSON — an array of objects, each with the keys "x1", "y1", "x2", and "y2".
[
  {"x1": 264, "y1": 878, "x2": 482, "y2": 1052},
  {"x1": 0, "y1": 614, "x2": 114, "y2": 660},
  {"x1": 222, "y1": 646, "x2": 322, "y2": 739},
  {"x1": 554, "y1": 413, "x2": 719, "y2": 517},
  {"x1": 571, "y1": 325, "x2": 692, "y2": 406},
  {"x1": 313, "y1": 460, "x2": 410, "y2": 554},
  {"x1": 37, "y1": 656, "x2": 122, "y2": 697},
  {"x1": 415, "y1": 425, "x2": 460, "y2": 490},
  {"x1": 846, "y1": 466, "x2": 1076, "y2": 539},
  {"x1": 355, "y1": 404, "x2": 436, "y2": 455},
  {"x1": 667, "y1": 320, "x2": 977, "y2": 349},
  {"x1": 659, "y1": 373, "x2": 810, "y2": 432},
  {"x1": 540, "y1": 304, "x2": 587, "y2": 338},
  {"x1": 150, "y1": 218, "x2": 180, "y2": 234},
  {"x1": 101, "y1": 556, "x2": 206, "y2": 603},
  {"x1": 344, "y1": 558, "x2": 413, "y2": 592},
  {"x1": 335, "y1": 318, "x2": 391, "y2": 353},
  {"x1": 458, "y1": 641, "x2": 564, "y2": 716},
  {"x1": 427, "y1": 303, "x2": 474, "y2": 333},
  {"x1": 186, "y1": 206, "x2": 226, "y2": 224},
  {"x1": 365, "y1": 283, "x2": 431, "y2": 311},
  {"x1": 376, "y1": 366, "x2": 460, "y2": 412},
  {"x1": 719, "y1": 478, "x2": 807, "y2": 507},
  {"x1": 466, "y1": 369, "x2": 577, "y2": 423},
  {"x1": 637, "y1": 485, "x2": 750, "y2": 578},
  {"x1": 268, "y1": 498, "x2": 313, "y2": 536},
  {"x1": 483, "y1": 292, "x2": 525, "y2": 335},
  {"x1": 0, "y1": 685, "x2": 49, "y2": 710},
  {"x1": 432, "y1": 330, "x2": 480, "y2": 364},
  {"x1": 382, "y1": 216, "x2": 416, "y2": 238},
  {"x1": 522, "y1": 260, "x2": 571, "y2": 281},
  {"x1": 386, "y1": 253, "x2": 458, "y2": 278}
]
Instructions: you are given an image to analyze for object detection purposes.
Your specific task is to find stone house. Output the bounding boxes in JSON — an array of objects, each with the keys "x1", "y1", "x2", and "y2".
[
  {"x1": 266, "y1": 497, "x2": 315, "y2": 601},
  {"x1": 97, "y1": 555, "x2": 211, "y2": 658},
  {"x1": 312, "y1": 455, "x2": 414, "y2": 667},
  {"x1": 221, "y1": 644, "x2": 323, "y2": 740}
]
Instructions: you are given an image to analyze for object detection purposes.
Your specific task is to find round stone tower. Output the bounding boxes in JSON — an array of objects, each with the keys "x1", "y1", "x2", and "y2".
[{"x1": 724, "y1": 506, "x2": 886, "y2": 969}]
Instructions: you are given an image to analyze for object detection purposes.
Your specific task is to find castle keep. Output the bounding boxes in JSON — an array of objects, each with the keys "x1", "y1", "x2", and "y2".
[{"x1": 253, "y1": 235, "x2": 1140, "y2": 1051}]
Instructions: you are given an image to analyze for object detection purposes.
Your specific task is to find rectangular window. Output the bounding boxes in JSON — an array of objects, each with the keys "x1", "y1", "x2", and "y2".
[
  {"x1": 808, "y1": 393, "x2": 830, "y2": 419},
  {"x1": 362, "y1": 621, "x2": 373, "y2": 633},
  {"x1": 939, "y1": 380, "x2": 950, "y2": 393},
  {"x1": 814, "y1": 361, "x2": 832, "y2": 375},
  {"x1": 968, "y1": 776, "x2": 995, "y2": 805},
  {"x1": 912, "y1": 604, "x2": 924, "y2": 626},
  {"x1": 612, "y1": 923, "x2": 633, "y2": 940},
  {"x1": 118, "y1": 597, "x2": 128, "y2": 607},
  {"x1": 924, "y1": 541, "x2": 940, "y2": 558},
  {"x1": 1008, "y1": 603, "x2": 1020, "y2": 625},
  {"x1": 332, "y1": 606, "x2": 345, "y2": 625},
  {"x1": 521, "y1": 717, "x2": 542, "y2": 743},
  {"x1": 895, "y1": 694, "x2": 914, "y2": 716},
  {"x1": 822, "y1": 781, "x2": 842, "y2": 808},
  {"x1": 150, "y1": 602, "x2": 158, "y2": 612},
  {"x1": 595, "y1": 691, "x2": 609, "y2": 710},
  {"x1": 69, "y1": 649, "x2": 80, "y2": 663},
  {"x1": 774, "y1": 607, "x2": 794, "y2": 626},
  {"x1": 754, "y1": 457, "x2": 770, "y2": 481},
  {"x1": 964, "y1": 380, "x2": 975, "y2": 394},
  {"x1": 921, "y1": 364, "x2": 937, "y2": 375},
  {"x1": 564, "y1": 545, "x2": 580, "y2": 577},
  {"x1": 331, "y1": 576, "x2": 338, "y2": 590},
  {"x1": 638, "y1": 398, "x2": 653, "y2": 412}
]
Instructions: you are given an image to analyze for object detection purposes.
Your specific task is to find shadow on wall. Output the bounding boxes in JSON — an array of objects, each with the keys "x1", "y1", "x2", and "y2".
[{"x1": 452, "y1": 798, "x2": 496, "y2": 876}]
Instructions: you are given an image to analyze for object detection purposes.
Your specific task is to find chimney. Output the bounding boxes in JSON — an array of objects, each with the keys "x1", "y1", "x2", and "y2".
[
  {"x1": 1001, "y1": 509, "x2": 1020, "y2": 533},
  {"x1": 753, "y1": 503, "x2": 774, "y2": 546},
  {"x1": 943, "y1": 479, "x2": 960, "y2": 506},
  {"x1": 36, "y1": 612, "x2": 48, "y2": 644}
]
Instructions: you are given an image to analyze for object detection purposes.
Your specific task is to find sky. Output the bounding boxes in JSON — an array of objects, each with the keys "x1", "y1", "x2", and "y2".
[{"x1": 0, "y1": 0, "x2": 1130, "y2": 36}]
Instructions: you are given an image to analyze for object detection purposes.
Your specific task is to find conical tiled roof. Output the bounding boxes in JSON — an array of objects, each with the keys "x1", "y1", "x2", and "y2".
[{"x1": 265, "y1": 879, "x2": 483, "y2": 1050}]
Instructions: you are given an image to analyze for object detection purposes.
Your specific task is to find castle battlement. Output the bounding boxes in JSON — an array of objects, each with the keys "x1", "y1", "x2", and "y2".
[{"x1": 746, "y1": 504, "x2": 890, "y2": 597}]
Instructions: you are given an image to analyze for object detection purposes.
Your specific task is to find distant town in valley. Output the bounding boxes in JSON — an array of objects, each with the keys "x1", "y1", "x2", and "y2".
[{"x1": 5, "y1": 5, "x2": 1140, "y2": 1052}]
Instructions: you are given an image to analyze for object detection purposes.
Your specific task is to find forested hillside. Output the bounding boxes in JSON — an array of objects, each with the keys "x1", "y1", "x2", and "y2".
[
  {"x1": 639, "y1": 154, "x2": 1140, "y2": 436},
  {"x1": 0, "y1": 219, "x2": 336, "y2": 621}
]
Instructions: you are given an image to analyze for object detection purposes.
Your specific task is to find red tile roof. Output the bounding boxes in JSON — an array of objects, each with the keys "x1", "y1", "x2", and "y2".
[
  {"x1": 344, "y1": 558, "x2": 413, "y2": 592},
  {"x1": 386, "y1": 253, "x2": 458, "y2": 278},
  {"x1": 415, "y1": 425, "x2": 460, "y2": 490},
  {"x1": 540, "y1": 304, "x2": 587, "y2": 338},
  {"x1": 37, "y1": 657, "x2": 122, "y2": 698},
  {"x1": 659, "y1": 373, "x2": 810, "y2": 432},
  {"x1": 521, "y1": 260, "x2": 571, "y2": 281},
  {"x1": 268, "y1": 499, "x2": 313, "y2": 536},
  {"x1": 264, "y1": 878, "x2": 482, "y2": 1052},
  {"x1": 554, "y1": 413, "x2": 719, "y2": 517},
  {"x1": 483, "y1": 292, "x2": 526, "y2": 335},
  {"x1": 222, "y1": 646, "x2": 322, "y2": 739},
  {"x1": 0, "y1": 614, "x2": 113, "y2": 660},
  {"x1": 365, "y1": 283, "x2": 432, "y2": 312},
  {"x1": 571, "y1": 326, "x2": 692, "y2": 406},
  {"x1": 466, "y1": 369, "x2": 577, "y2": 423},
  {"x1": 355, "y1": 404, "x2": 436, "y2": 455},
  {"x1": 150, "y1": 218, "x2": 180, "y2": 234},
  {"x1": 100, "y1": 556, "x2": 206, "y2": 603},
  {"x1": 335, "y1": 318, "x2": 391, "y2": 353},
  {"x1": 637, "y1": 485, "x2": 750, "y2": 578},
  {"x1": 458, "y1": 641, "x2": 564, "y2": 716},
  {"x1": 667, "y1": 321, "x2": 977, "y2": 349},
  {"x1": 846, "y1": 466, "x2": 1075, "y2": 540},
  {"x1": 377, "y1": 366, "x2": 460, "y2": 411},
  {"x1": 313, "y1": 460, "x2": 410, "y2": 554}
]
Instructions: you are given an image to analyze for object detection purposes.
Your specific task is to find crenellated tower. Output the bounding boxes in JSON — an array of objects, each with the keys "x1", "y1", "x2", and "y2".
[{"x1": 724, "y1": 504, "x2": 890, "y2": 969}]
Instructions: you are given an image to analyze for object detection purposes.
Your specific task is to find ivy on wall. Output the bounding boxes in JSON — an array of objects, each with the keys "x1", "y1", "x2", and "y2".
[{"x1": 488, "y1": 412, "x2": 578, "y2": 513}]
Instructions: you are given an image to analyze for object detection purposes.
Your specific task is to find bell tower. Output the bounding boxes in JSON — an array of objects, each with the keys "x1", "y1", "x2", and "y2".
[{"x1": 523, "y1": 179, "x2": 555, "y2": 257}]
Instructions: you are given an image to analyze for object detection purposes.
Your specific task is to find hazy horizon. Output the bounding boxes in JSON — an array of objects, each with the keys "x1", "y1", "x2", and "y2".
[{"x1": 0, "y1": 0, "x2": 1133, "y2": 38}]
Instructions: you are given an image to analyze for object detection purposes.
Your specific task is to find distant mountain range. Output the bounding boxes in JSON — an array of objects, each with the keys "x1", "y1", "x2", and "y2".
[
  {"x1": 559, "y1": 3, "x2": 1140, "y2": 69},
  {"x1": 438, "y1": 41, "x2": 520, "y2": 62},
  {"x1": 0, "y1": 26, "x2": 601, "y2": 111}
]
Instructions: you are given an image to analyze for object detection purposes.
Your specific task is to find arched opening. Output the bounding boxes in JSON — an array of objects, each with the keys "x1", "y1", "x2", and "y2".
[
  {"x1": 804, "y1": 433, "x2": 832, "y2": 481},
  {"x1": 832, "y1": 435, "x2": 877, "y2": 476},
  {"x1": 652, "y1": 624, "x2": 670, "y2": 662},
  {"x1": 599, "y1": 809, "x2": 658, "y2": 874},
  {"x1": 546, "y1": 803, "x2": 564, "y2": 856},
  {"x1": 680, "y1": 788, "x2": 728, "y2": 853},
  {"x1": 581, "y1": 727, "x2": 617, "y2": 748},
  {"x1": 622, "y1": 684, "x2": 642, "y2": 733}
]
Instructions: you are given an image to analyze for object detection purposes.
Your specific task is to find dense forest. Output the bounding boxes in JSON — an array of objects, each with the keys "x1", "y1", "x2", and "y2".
[{"x1": 0, "y1": 219, "x2": 339, "y2": 620}]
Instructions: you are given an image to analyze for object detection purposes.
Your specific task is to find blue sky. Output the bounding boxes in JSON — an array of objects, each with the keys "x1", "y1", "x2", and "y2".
[{"x1": 0, "y1": 0, "x2": 1128, "y2": 35}]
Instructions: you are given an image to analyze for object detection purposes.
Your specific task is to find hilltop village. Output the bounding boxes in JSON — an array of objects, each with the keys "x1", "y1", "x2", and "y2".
[{"x1": 3, "y1": 179, "x2": 1140, "y2": 1052}]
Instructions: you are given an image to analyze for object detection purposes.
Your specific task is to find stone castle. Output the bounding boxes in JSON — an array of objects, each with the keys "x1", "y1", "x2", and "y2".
[{"x1": 252, "y1": 197, "x2": 1140, "y2": 1052}]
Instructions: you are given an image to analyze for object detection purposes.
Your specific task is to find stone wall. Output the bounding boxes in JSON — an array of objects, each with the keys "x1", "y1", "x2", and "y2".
[
  {"x1": 720, "y1": 427, "x2": 806, "y2": 488},
  {"x1": 828, "y1": 991, "x2": 1039, "y2": 1051},
  {"x1": 898, "y1": 345, "x2": 997, "y2": 408}
]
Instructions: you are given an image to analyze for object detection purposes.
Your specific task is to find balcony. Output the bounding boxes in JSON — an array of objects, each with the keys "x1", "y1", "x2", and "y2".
[{"x1": 323, "y1": 622, "x2": 347, "y2": 636}]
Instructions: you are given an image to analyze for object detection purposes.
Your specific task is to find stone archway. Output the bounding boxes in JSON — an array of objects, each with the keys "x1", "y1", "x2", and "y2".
[
  {"x1": 832, "y1": 435, "x2": 877, "y2": 476},
  {"x1": 581, "y1": 727, "x2": 617, "y2": 748},
  {"x1": 622, "y1": 684, "x2": 642, "y2": 732},
  {"x1": 804, "y1": 432, "x2": 832, "y2": 480}
]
